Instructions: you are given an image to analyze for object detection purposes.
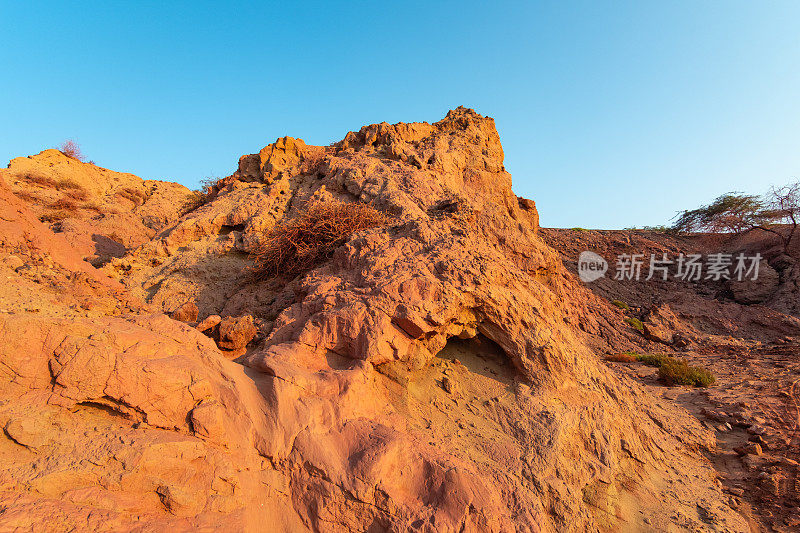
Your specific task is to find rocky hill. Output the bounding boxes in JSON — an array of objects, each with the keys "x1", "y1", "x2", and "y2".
[
  {"x1": 2, "y1": 108, "x2": 797, "y2": 531},
  {"x1": 2, "y1": 150, "x2": 193, "y2": 266}
]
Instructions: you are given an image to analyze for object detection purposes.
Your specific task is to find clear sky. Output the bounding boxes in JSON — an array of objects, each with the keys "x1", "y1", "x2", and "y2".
[{"x1": 2, "y1": 1, "x2": 799, "y2": 228}]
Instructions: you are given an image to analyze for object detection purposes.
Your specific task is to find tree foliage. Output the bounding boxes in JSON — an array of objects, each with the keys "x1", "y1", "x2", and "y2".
[
  {"x1": 671, "y1": 193, "x2": 766, "y2": 233},
  {"x1": 672, "y1": 181, "x2": 799, "y2": 252}
]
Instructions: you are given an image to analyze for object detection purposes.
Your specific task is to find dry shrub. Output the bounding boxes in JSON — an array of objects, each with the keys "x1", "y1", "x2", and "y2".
[
  {"x1": 182, "y1": 190, "x2": 207, "y2": 214},
  {"x1": 116, "y1": 187, "x2": 149, "y2": 206},
  {"x1": 251, "y1": 200, "x2": 390, "y2": 279},
  {"x1": 49, "y1": 198, "x2": 79, "y2": 211},
  {"x1": 19, "y1": 173, "x2": 86, "y2": 194},
  {"x1": 53, "y1": 178, "x2": 85, "y2": 192},
  {"x1": 13, "y1": 190, "x2": 42, "y2": 203},
  {"x1": 40, "y1": 210, "x2": 74, "y2": 223},
  {"x1": 183, "y1": 176, "x2": 237, "y2": 214},
  {"x1": 20, "y1": 173, "x2": 57, "y2": 188},
  {"x1": 299, "y1": 148, "x2": 327, "y2": 176},
  {"x1": 83, "y1": 201, "x2": 103, "y2": 213},
  {"x1": 606, "y1": 352, "x2": 637, "y2": 363},
  {"x1": 59, "y1": 140, "x2": 85, "y2": 162},
  {"x1": 63, "y1": 187, "x2": 89, "y2": 201}
]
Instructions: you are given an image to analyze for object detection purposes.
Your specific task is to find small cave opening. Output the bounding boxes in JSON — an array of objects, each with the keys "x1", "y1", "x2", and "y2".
[
  {"x1": 219, "y1": 223, "x2": 246, "y2": 235},
  {"x1": 376, "y1": 333, "x2": 523, "y2": 450},
  {"x1": 435, "y1": 334, "x2": 517, "y2": 387}
]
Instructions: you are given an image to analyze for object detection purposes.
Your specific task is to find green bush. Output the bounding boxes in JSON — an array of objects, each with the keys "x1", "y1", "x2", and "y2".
[
  {"x1": 658, "y1": 359, "x2": 715, "y2": 387},
  {"x1": 635, "y1": 353, "x2": 670, "y2": 367},
  {"x1": 611, "y1": 299, "x2": 630, "y2": 310},
  {"x1": 627, "y1": 353, "x2": 715, "y2": 387},
  {"x1": 623, "y1": 225, "x2": 673, "y2": 233},
  {"x1": 624, "y1": 317, "x2": 644, "y2": 331}
]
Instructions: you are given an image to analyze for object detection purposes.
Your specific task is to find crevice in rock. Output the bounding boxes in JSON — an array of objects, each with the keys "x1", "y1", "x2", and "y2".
[
  {"x1": 219, "y1": 223, "x2": 245, "y2": 235},
  {"x1": 74, "y1": 396, "x2": 146, "y2": 424}
]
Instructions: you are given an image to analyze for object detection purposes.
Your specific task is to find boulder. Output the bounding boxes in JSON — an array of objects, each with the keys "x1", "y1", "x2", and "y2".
[
  {"x1": 643, "y1": 321, "x2": 673, "y2": 344},
  {"x1": 642, "y1": 304, "x2": 682, "y2": 344},
  {"x1": 171, "y1": 300, "x2": 199, "y2": 323},
  {"x1": 218, "y1": 315, "x2": 257, "y2": 350},
  {"x1": 729, "y1": 259, "x2": 780, "y2": 304},
  {"x1": 196, "y1": 314, "x2": 222, "y2": 332}
]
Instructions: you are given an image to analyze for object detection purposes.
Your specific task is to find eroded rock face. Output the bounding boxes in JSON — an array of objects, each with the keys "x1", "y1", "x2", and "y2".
[
  {"x1": 90, "y1": 107, "x2": 749, "y2": 531},
  {"x1": 0, "y1": 173, "x2": 139, "y2": 319},
  {"x1": 0, "y1": 313, "x2": 307, "y2": 531},
  {"x1": 729, "y1": 259, "x2": 780, "y2": 304}
]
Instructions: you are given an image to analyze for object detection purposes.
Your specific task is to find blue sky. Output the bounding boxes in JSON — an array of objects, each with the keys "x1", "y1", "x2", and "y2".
[{"x1": 2, "y1": 1, "x2": 799, "y2": 228}]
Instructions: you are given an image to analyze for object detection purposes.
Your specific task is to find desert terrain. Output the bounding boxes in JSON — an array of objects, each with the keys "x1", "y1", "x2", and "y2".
[{"x1": 0, "y1": 108, "x2": 797, "y2": 531}]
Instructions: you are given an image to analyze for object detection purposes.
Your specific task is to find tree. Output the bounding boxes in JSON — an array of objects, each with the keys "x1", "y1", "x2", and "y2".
[
  {"x1": 672, "y1": 181, "x2": 800, "y2": 253},
  {"x1": 759, "y1": 182, "x2": 799, "y2": 252},
  {"x1": 671, "y1": 193, "x2": 767, "y2": 233}
]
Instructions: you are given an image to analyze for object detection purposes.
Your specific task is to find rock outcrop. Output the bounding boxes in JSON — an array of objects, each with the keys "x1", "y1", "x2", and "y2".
[
  {"x1": 0, "y1": 109, "x2": 753, "y2": 531},
  {"x1": 729, "y1": 259, "x2": 780, "y2": 304},
  {"x1": 97, "y1": 108, "x2": 747, "y2": 530}
]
